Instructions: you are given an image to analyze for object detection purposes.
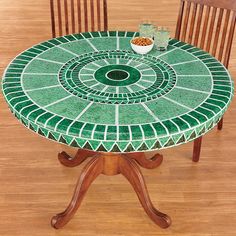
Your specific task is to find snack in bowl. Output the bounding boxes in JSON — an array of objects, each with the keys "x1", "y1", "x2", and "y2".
[{"x1": 130, "y1": 37, "x2": 154, "y2": 54}]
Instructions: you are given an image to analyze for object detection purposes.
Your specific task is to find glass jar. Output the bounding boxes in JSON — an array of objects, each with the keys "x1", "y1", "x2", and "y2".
[{"x1": 154, "y1": 27, "x2": 170, "y2": 51}]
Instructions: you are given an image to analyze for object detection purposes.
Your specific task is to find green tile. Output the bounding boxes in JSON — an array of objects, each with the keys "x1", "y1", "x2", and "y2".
[
  {"x1": 181, "y1": 114, "x2": 199, "y2": 126},
  {"x1": 27, "y1": 87, "x2": 71, "y2": 107},
  {"x1": 55, "y1": 118, "x2": 73, "y2": 133},
  {"x1": 38, "y1": 47, "x2": 75, "y2": 63},
  {"x1": 67, "y1": 121, "x2": 84, "y2": 136},
  {"x1": 1, "y1": 32, "x2": 233, "y2": 153},
  {"x1": 88, "y1": 37, "x2": 117, "y2": 51},
  {"x1": 106, "y1": 126, "x2": 117, "y2": 140},
  {"x1": 60, "y1": 40, "x2": 95, "y2": 55},
  {"x1": 188, "y1": 111, "x2": 207, "y2": 123},
  {"x1": 165, "y1": 88, "x2": 208, "y2": 109},
  {"x1": 64, "y1": 35, "x2": 77, "y2": 41},
  {"x1": 22, "y1": 74, "x2": 59, "y2": 90},
  {"x1": 28, "y1": 108, "x2": 46, "y2": 121},
  {"x1": 24, "y1": 60, "x2": 62, "y2": 73},
  {"x1": 119, "y1": 104, "x2": 155, "y2": 125},
  {"x1": 119, "y1": 37, "x2": 132, "y2": 51},
  {"x1": 173, "y1": 61, "x2": 209, "y2": 75},
  {"x1": 80, "y1": 103, "x2": 115, "y2": 124},
  {"x1": 176, "y1": 75, "x2": 212, "y2": 92},
  {"x1": 171, "y1": 117, "x2": 189, "y2": 131},
  {"x1": 130, "y1": 125, "x2": 143, "y2": 140},
  {"x1": 93, "y1": 125, "x2": 106, "y2": 140},
  {"x1": 151, "y1": 123, "x2": 168, "y2": 136},
  {"x1": 145, "y1": 98, "x2": 189, "y2": 120},
  {"x1": 162, "y1": 120, "x2": 179, "y2": 134},
  {"x1": 47, "y1": 97, "x2": 91, "y2": 120},
  {"x1": 159, "y1": 48, "x2": 196, "y2": 64},
  {"x1": 119, "y1": 126, "x2": 130, "y2": 140}
]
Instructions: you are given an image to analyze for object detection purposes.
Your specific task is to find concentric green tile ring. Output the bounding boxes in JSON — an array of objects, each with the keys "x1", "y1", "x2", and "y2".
[
  {"x1": 94, "y1": 65, "x2": 141, "y2": 86},
  {"x1": 58, "y1": 50, "x2": 176, "y2": 104},
  {"x1": 1, "y1": 31, "x2": 234, "y2": 153}
]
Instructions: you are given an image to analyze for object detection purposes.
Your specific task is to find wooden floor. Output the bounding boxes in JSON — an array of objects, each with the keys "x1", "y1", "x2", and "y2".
[{"x1": 0, "y1": 0, "x2": 236, "y2": 235}]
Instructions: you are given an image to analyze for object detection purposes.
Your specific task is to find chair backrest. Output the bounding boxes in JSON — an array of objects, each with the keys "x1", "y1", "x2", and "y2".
[
  {"x1": 50, "y1": 0, "x2": 108, "y2": 38},
  {"x1": 175, "y1": 0, "x2": 236, "y2": 67}
]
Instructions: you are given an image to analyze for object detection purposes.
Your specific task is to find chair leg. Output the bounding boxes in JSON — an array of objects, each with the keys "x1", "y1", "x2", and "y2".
[
  {"x1": 217, "y1": 117, "x2": 223, "y2": 130},
  {"x1": 192, "y1": 137, "x2": 202, "y2": 162}
]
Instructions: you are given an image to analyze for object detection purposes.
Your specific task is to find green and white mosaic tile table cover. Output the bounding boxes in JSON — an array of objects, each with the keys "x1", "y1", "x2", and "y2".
[{"x1": 2, "y1": 31, "x2": 234, "y2": 153}]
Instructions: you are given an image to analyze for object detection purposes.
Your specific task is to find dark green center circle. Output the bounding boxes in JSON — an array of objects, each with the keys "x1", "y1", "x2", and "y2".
[
  {"x1": 94, "y1": 65, "x2": 141, "y2": 86},
  {"x1": 106, "y1": 70, "x2": 129, "y2": 81}
]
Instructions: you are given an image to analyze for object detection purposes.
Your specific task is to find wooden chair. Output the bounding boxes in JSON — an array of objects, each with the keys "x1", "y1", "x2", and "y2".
[
  {"x1": 50, "y1": 0, "x2": 108, "y2": 38},
  {"x1": 175, "y1": 0, "x2": 236, "y2": 162}
]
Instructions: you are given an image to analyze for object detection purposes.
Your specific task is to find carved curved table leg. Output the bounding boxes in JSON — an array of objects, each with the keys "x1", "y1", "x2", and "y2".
[
  {"x1": 51, "y1": 156, "x2": 103, "y2": 229},
  {"x1": 128, "y1": 152, "x2": 163, "y2": 169},
  {"x1": 58, "y1": 149, "x2": 95, "y2": 167},
  {"x1": 119, "y1": 155, "x2": 171, "y2": 228}
]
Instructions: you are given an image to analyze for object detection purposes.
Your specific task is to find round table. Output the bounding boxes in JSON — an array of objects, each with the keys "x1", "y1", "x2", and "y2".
[{"x1": 2, "y1": 31, "x2": 234, "y2": 229}]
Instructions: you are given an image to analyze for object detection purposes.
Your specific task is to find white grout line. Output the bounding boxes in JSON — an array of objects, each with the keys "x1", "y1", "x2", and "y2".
[
  {"x1": 34, "y1": 111, "x2": 47, "y2": 123},
  {"x1": 126, "y1": 59, "x2": 133, "y2": 65},
  {"x1": 91, "y1": 124, "x2": 97, "y2": 140},
  {"x1": 128, "y1": 125, "x2": 132, "y2": 141},
  {"x1": 135, "y1": 83, "x2": 146, "y2": 89},
  {"x1": 81, "y1": 78, "x2": 96, "y2": 83},
  {"x1": 26, "y1": 107, "x2": 41, "y2": 119},
  {"x1": 43, "y1": 95, "x2": 73, "y2": 109},
  {"x1": 83, "y1": 68, "x2": 96, "y2": 72},
  {"x1": 91, "y1": 62, "x2": 101, "y2": 68},
  {"x1": 43, "y1": 114, "x2": 56, "y2": 128},
  {"x1": 175, "y1": 86, "x2": 210, "y2": 95},
  {"x1": 170, "y1": 59, "x2": 199, "y2": 66},
  {"x1": 57, "y1": 45, "x2": 79, "y2": 57},
  {"x1": 155, "y1": 47, "x2": 178, "y2": 58},
  {"x1": 126, "y1": 86, "x2": 134, "y2": 93},
  {"x1": 139, "y1": 125, "x2": 145, "y2": 139},
  {"x1": 141, "y1": 103, "x2": 160, "y2": 122},
  {"x1": 23, "y1": 72, "x2": 58, "y2": 75},
  {"x1": 35, "y1": 57, "x2": 64, "y2": 65},
  {"x1": 177, "y1": 74, "x2": 212, "y2": 77},
  {"x1": 139, "y1": 68, "x2": 153, "y2": 72},
  {"x1": 10, "y1": 95, "x2": 27, "y2": 103},
  {"x1": 140, "y1": 78, "x2": 154, "y2": 83},
  {"x1": 116, "y1": 105, "x2": 119, "y2": 141},
  {"x1": 163, "y1": 96, "x2": 192, "y2": 110},
  {"x1": 90, "y1": 82, "x2": 100, "y2": 88},
  {"x1": 79, "y1": 73, "x2": 94, "y2": 76},
  {"x1": 187, "y1": 113, "x2": 201, "y2": 124},
  {"x1": 104, "y1": 125, "x2": 108, "y2": 141},
  {"x1": 78, "y1": 123, "x2": 87, "y2": 137},
  {"x1": 25, "y1": 84, "x2": 61, "y2": 92},
  {"x1": 74, "y1": 102, "x2": 93, "y2": 120},
  {"x1": 103, "y1": 59, "x2": 109, "y2": 65},
  {"x1": 117, "y1": 36, "x2": 120, "y2": 50},
  {"x1": 82, "y1": 35, "x2": 99, "y2": 51},
  {"x1": 18, "y1": 103, "x2": 35, "y2": 112}
]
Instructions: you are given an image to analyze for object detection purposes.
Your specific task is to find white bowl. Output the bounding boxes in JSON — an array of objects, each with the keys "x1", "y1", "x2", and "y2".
[{"x1": 130, "y1": 37, "x2": 154, "y2": 55}]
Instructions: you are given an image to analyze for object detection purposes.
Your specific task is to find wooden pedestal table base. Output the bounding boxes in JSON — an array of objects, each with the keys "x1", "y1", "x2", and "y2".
[{"x1": 51, "y1": 150, "x2": 171, "y2": 229}]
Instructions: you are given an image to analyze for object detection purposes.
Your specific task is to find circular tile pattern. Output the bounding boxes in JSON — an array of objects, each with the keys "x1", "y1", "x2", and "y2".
[
  {"x1": 59, "y1": 50, "x2": 177, "y2": 104},
  {"x1": 1, "y1": 31, "x2": 234, "y2": 153},
  {"x1": 106, "y1": 69, "x2": 129, "y2": 81},
  {"x1": 95, "y1": 65, "x2": 140, "y2": 86}
]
